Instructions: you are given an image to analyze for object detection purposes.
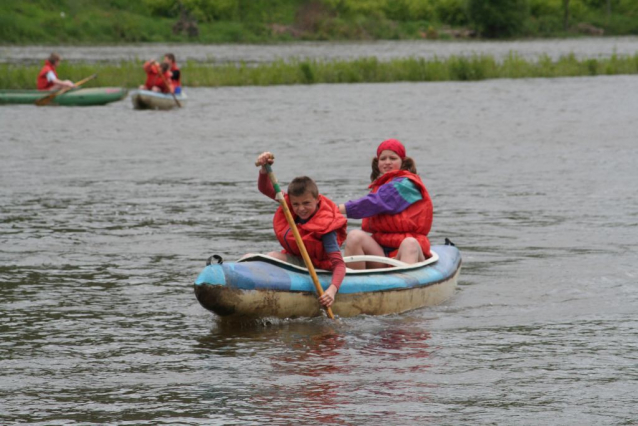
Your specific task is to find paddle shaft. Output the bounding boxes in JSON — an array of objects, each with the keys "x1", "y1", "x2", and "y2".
[
  {"x1": 35, "y1": 74, "x2": 97, "y2": 106},
  {"x1": 155, "y1": 62, "x2": 181, "y2": 107},
  {"x1": 262, "y1": 163, "x2": 335, "y2": 320}
]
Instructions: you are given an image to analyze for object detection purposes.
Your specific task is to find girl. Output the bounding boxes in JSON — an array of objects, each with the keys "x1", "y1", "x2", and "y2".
[{"x1": 338, "y1": 139, "x2": 433, "y2": 269}]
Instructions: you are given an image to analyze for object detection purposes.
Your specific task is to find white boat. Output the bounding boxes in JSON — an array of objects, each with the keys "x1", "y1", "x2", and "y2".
[{"x1": 130, "y1": 89, "x2": 187, "y2": 110}]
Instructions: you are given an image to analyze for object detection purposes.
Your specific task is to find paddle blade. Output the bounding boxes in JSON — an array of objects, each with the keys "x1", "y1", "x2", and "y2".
[{"x1": 35, "y1": 90, "x2": 64, "y2": 106}]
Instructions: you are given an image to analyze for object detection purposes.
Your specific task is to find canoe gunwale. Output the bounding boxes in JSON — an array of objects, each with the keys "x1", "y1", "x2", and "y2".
[{"x1": 237, "y1": 250, "x2": 440, "y2": 275}]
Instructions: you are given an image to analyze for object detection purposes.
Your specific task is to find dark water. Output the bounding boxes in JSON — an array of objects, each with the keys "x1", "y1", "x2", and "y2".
[
  {"x1": 2, "y1": 36, "x2": 638, "y2": 64},
  {"x1": 1, "y1": 75, "x2": 637, "y2": 424}
]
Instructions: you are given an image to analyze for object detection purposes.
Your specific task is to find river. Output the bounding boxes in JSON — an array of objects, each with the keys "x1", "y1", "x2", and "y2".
[
  {"x1": 2, "y1": 36, "x2": 638, "y2": 64},
  {"x1": 1, "y1": 45, "x2": 637, "y2": 424}
]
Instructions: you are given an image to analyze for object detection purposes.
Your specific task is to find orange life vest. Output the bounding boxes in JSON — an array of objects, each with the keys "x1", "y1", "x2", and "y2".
[
  {"x1": 142, "y1": 61, "x2": 173, "y2": 93},
  {"x1": 170, "y1": 63, "x2": 181, "y2": 89},
  {"x1": 37, "y1": 60, "x2": 57, "y2": 91},
  {"x1": 273, "y1": 194, "x2": 347, "y2": 270},
  {"x1": 362, "y1": 170, "x2": 433, "y2": 258}
]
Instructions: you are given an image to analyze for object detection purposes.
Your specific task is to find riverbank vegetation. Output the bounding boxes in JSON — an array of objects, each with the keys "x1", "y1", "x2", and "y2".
[
  {"x1": 1, "y1": 0, "x2": 637, "y2": 44},
  {"x1": 2, "y1": 53, "x2": 637, "y2": 90}
]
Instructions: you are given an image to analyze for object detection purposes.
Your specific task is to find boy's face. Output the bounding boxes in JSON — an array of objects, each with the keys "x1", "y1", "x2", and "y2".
[{"x1": 289, "y1": 192, "x2": 319, "y2": 220}]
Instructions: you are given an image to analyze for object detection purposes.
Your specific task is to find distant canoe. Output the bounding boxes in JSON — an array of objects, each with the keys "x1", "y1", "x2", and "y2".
[
  {"x1": 194, "y1": 243, "x2": 461, "y2": 319},
  {"x1": 130, "y1": 89, "x2": 187, "y2": 110},
  {"x1": 0, "y1": 88, "x2": 128, "y2": 106}
]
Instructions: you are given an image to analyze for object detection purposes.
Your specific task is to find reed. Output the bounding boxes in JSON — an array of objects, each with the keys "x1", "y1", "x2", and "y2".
[{"x1": 2, "y1": 53, "x2": 637, "y2": 90}]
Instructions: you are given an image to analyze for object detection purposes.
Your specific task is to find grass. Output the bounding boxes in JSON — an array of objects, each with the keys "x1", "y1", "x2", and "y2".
[{"x1": 2, "y1": 53, "x2": 638, "y2": 90}]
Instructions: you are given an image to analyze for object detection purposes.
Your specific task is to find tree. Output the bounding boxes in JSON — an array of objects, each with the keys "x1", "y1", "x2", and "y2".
[{"x1": 467, "y1": 0, "x2": 529, "y2": 38}]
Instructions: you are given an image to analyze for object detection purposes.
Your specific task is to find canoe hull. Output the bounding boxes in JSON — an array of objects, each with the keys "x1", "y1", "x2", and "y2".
[
  {"x1": 131, "y1": 89, "x2": 187, "y2": 110},
  {"x1": 194, "y1": 244, "x2": 461, "y2": 319},
  {"x1": 0, "y1": 88, "x2": 128, "y2": 106},
  {"x1": 194, "y1": 267, "x2": 460, "y2": 319}
]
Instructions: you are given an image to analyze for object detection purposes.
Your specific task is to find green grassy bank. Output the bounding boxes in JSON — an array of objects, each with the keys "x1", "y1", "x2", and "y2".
[
  {"x1": 2, "y1": 53, "x2": 638, "y2": 90},
  {"x1": 2, "y1": 0, "x2": 637, "y2": 44}
]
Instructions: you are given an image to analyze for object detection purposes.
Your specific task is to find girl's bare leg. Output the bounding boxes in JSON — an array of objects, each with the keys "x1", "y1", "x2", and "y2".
[
  {"x1": 395, "y1": 237, "x2": 425, "y2": 264},
  {"x1": 343, "y1": 230, "x2": 387, "y2": 269}
]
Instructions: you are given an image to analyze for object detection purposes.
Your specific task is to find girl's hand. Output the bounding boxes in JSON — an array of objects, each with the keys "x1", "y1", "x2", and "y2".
[{"x1": 319, "y1": 285, "x2": 337, "y2": 308}]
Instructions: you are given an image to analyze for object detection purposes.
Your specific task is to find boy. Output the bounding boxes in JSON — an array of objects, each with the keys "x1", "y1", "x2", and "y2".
[
  {"x1": 139, "y1": 60, "x2": 173, "y2": 93},
  {"x1": 255, "y1": 152, "x2": 347, "y2": 308},
  {"x1": 37, "y1": 53, "x2": 75, "y2": 91}
]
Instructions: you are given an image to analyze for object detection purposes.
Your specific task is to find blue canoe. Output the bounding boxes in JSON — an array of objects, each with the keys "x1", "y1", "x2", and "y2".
[
  {"x1": 194, "y1": 243, "x2": 461, "y2": 319},
  {"x1": 130, "y1": 89, "x2": 187, "y2": 110}
]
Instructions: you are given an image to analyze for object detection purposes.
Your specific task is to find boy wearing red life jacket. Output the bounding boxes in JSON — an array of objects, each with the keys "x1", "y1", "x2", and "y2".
[
  {"x1": 36, "y1": 53, "x2": 75, "y2": 91},
  {"x1": 139, "y1": 60, "x2": 173, "y2": 94},
  {"x1": 254, "y1": 152, "x2": 347, "y2": 308},
  {"x1": 162, "y1": 53, "x2": 182, "y2": 95}
]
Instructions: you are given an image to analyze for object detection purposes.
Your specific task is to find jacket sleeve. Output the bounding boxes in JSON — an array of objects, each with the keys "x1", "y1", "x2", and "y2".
[
  {"x1": 344, "y1": 178, "x2": 420, "y2": 219},
  {"x1": 143, "y1": 61, "x2": 156, "y2": 73},
  {"x1": 327, "y1": 252, "x2": 345, "y2": 290},
  {"x1": 258, "y1": 171, "x2": 276, "y2": 200}
]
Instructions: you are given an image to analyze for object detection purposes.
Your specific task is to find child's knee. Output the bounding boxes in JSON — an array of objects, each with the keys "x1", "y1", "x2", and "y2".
[
  {"x1": 346, "y1": 229, "x2": 367, "y2": 243},
  {"x1": 401, "y1": 237, "x2": 421, "y2": 253}
]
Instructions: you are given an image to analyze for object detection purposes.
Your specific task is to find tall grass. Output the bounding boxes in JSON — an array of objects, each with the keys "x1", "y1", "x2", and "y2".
[{"x1": 2, "y1": 53, "x2": 637, "y2": 90}]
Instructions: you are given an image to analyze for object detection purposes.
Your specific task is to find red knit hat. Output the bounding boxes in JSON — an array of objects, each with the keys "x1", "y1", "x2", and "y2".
[{"x1": 376, "y1": 139, "x2": 406, "y2": 159}]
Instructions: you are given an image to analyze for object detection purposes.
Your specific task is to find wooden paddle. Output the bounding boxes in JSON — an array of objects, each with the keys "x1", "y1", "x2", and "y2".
[
  {"x1": 35, "y1": 74, "x2": 97, "y2": 106},
  {"x1": 257, "y1": 158, "x2": 336, "y2": 320},
  {"x1": 154, "y1": 61, "x2": 181, "y2": 108}
]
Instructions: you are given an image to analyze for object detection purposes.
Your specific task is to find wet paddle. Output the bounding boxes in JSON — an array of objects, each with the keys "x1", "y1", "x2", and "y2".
[
  {"x1": 256, "y1": 158, "x2": 336, "y2": 320},
  {"x1": 154, "y1": 62, "x2": 181, "y2": 108},
  {"x1": 35, "y1": 74, "x2": 97, "y2": 106}
]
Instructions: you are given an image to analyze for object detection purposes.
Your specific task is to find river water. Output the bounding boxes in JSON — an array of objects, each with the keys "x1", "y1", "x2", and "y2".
[
  {"x1": 2, "y1": 61, "x2": 638, "y2": 423},
  {"x1": 2, "y1": 36, "x2": 638, "y2": 64}
]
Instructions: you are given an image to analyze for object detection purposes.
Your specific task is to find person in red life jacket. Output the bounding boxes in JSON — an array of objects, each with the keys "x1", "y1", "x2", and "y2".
[
  {"x1": 162, "y1": 53, "x2": 182, "y2": 95},
  {"x1": 337, "y1": 139, "x2": 433, "y2": 270},
  {"x1": 36, "y1": 53, "x2": 75, "y2": 91},
  {"x1": 253, "y1": 151, "x2": 347, "y2": 308},
  {"x1": 139, "y1": 60, "x2": 173, "y2": 93}
]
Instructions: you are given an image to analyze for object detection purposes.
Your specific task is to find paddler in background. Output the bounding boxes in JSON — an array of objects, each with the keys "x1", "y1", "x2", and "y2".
[
  {"x1": 36, "y1": 53, "x2": 76, "y2": 91},
  {"x1": 162, "y1": 53, "x2": 182, "y2": 95},
  {"x1": 139, "y1": 59, "x2": 174, "y2": 94}
]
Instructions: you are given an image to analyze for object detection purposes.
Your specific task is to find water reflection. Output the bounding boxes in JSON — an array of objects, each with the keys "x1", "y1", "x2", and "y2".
[{"x1": 191, "y1": 317, "x2": 437, "y2": 423}]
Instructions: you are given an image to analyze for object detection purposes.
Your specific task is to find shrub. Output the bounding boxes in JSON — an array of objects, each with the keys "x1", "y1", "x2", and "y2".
[
  {"x1": 434, "y1": 0, "x2": 469, "y2": 26},
  {"x1": 468, "y1": 0, "x2": 530, "y2": 38}
]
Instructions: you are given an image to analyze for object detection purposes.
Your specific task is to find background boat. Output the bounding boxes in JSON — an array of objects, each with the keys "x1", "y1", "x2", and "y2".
[
  {"x1": 130, "y1": 89, "x2": 187, "y2": 110},
  {"x1": 0, "y1": 87, "x2": 128, "y2": 106}
]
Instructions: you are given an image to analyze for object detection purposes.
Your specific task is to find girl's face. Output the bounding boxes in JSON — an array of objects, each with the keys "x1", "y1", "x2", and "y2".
[
  {"x1": 289, "y1": 192, "x2": 319, "y2": 220},
  {"x1": 378, "y1": 150, "x2": 402, "y2": 175}
]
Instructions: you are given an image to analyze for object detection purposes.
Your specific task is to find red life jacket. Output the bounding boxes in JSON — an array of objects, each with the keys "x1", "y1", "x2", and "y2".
[
  {"x1": 362, "y1": 170, "x2": 433, "y2": 258},
  {"x1": 142, "y1": 62, "x2": 173, "y2": 93},
  {"x1": 170, "y1": 63, "x2": 181, "y2": 89},
  {"x1": 37, "y1": 60, "x2": 57, "y2": 91},
  {"x1": 273, "y1": 194, "x2": 347, "y2": 270}
]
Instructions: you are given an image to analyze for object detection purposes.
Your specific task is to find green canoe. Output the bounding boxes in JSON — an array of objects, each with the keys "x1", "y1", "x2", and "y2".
[{"x1": 0, "y1": 87, "x2": 128, "y2": 106}]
